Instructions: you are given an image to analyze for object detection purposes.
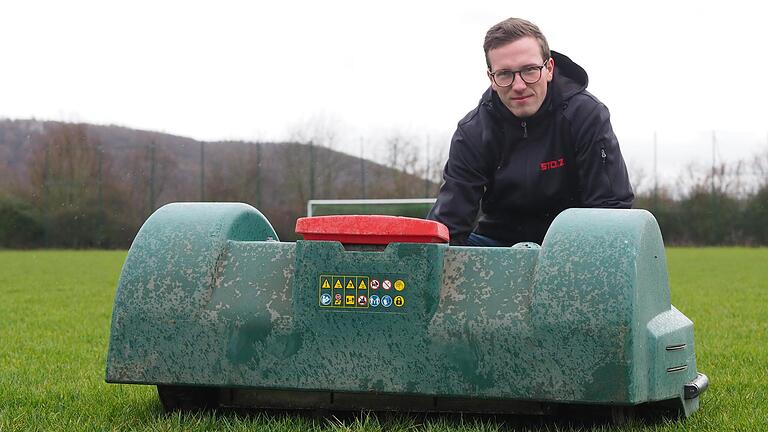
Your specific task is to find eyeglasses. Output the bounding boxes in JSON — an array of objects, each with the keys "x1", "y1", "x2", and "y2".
[{"x1": 489, "y1": 61, "x2": 548, "y2": 87}]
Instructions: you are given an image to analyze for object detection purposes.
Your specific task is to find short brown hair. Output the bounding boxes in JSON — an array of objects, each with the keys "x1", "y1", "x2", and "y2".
[{"x1": 483, "y1": 17, "x2": 550, "y2": 69}]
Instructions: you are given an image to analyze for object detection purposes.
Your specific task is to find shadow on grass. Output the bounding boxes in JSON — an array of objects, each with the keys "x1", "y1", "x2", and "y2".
[
  {"x1": 144, "y1": 385, "x2": 689, "y2": 431},
  {"x1": 149, "y1": 406, "x2": 682, "y2": 432}
]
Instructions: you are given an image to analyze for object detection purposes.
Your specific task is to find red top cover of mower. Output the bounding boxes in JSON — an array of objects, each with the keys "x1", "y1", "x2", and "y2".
[{"x1": 295, "y1": 215, "x2": 450, "y2": 245}]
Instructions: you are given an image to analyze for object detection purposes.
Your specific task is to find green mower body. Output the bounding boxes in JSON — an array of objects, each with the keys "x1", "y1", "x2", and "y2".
[{"x1": 105, "y1": 203, "x2": 707, "y2": 418}]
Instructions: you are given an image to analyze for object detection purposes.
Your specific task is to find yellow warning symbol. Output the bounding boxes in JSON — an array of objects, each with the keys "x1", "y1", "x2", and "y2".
[
  {"x1": 322, "y1": 279, "x2": 331, "y2": 289},
  {"x1": 358, "y1": 279, "x2": 367, "y2": 289},
  {"x1": 346, "y1": 295, "x2": 355, "y2": 305},
  {"x1": 334, "y1": 280, "x2": 343, "y2": 289},
  {"x1": 394, "y1": 280, "x2": 405, "y2": 291},
  {"x1": 394, "y1": 295, "x2": 405, "y2": 307},
  {"x1": 346, "y1": 280, "x2": 355, "y2": 289}
]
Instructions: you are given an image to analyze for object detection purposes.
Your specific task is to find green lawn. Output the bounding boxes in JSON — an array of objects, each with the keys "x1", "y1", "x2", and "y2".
[{"x1": 0, "y1": 249, "x2": 766, "y2": 431}]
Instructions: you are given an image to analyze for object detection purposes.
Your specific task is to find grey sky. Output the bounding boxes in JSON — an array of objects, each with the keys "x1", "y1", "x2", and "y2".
[{"x1": 2, "y1": 0, "x2": 767, "y2": 188}]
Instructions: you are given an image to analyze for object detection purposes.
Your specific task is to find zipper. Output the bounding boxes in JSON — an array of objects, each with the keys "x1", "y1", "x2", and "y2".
[
  {"x1": 600, "y1": 146, "x2": 613, "y2": 192},
  {"x1": 521, "y1": 121, "x2": 528, "y2": 138}
]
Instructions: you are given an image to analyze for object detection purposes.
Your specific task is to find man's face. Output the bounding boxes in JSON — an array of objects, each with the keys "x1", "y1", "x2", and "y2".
[{"x1": 487, "y1": 36, "x2": 554, "y2": 118}]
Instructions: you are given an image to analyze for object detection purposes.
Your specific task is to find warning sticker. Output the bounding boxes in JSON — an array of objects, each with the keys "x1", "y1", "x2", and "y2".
[{"x1": 318, "y1": 274, "x2": 405, "y2": 312}]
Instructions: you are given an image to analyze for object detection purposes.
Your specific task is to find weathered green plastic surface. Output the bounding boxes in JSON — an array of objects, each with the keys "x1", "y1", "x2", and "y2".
[{"x1": 106, "y1": 203, "x2": 700, "y2": 415}]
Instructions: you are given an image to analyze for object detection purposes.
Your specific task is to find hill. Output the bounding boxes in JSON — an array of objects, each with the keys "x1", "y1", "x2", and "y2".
[{"x1": 0, "y1": 119, "x2": 439, "y2": 246}]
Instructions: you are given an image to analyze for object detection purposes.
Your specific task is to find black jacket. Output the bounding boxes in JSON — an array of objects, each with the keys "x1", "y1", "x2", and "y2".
[{"x1": 427, "y1": 51, "x2": 634, "y2": 245}]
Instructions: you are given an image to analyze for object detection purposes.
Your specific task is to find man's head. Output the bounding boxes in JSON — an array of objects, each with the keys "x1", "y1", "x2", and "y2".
[{"x1": 484, "y1": 18, "x2": 554, "y2": 118}]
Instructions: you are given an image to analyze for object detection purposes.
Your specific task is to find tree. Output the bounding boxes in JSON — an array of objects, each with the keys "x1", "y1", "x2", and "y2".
[
  {"x1": 383, "y1": 132, "x2": 422, "y2": 197},
  {"x1": 25, "y1": 123, "x2": 118, "y2": 247}
]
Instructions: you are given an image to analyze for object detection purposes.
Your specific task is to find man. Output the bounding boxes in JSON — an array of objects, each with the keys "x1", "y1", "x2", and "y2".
[{"x1": 428, "y1": 17, "x2": 634, "y2": 246}]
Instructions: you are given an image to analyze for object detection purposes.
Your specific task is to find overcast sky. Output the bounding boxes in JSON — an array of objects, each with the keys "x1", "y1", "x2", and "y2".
[{"x1": 2, "y1": 0, "x2": 767, "y2": 187}]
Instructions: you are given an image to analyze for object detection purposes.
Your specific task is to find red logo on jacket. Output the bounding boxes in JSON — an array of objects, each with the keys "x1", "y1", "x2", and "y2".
[{"x1": 540, "y1": 158, "x2": 565, "y2": 171}]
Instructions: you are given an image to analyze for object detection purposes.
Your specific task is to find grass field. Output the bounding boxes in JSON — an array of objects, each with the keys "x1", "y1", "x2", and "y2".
[{"x1": 0, "y1": 249, "x2": 766, "y2": 431}]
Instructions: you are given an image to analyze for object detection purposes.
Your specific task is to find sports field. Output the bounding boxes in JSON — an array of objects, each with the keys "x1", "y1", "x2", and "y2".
[{"x1": 0, "y1": 249, "x2": 766, "y2": 431}]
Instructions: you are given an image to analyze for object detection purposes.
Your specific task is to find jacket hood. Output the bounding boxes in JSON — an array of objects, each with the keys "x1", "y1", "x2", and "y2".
[
  {"x1": 550, "y1": 50, "x2": 588, "y2": 102},
  {"x1": 481, "y1": 50, "x2": 589, "y2": 118}
]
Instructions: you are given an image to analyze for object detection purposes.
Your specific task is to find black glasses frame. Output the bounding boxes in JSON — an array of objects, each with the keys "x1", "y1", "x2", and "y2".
[{"x1": 489, "y1": 61, "x2": 548, "y2": 87}]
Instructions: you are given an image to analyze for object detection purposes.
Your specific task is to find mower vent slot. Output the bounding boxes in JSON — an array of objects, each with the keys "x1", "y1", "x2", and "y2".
[
  {"x1": 665, "y1": 344, "x2": 687, "y2": 351},
  {"x1": 666, "y1": 365, "x2": 688, "y2": 373}
]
